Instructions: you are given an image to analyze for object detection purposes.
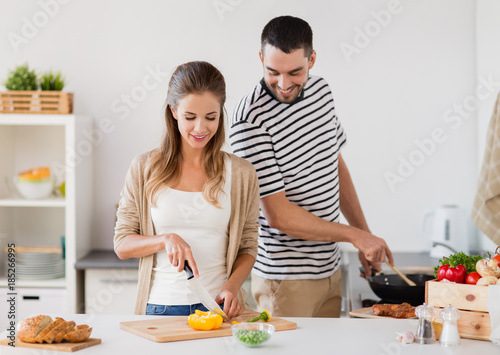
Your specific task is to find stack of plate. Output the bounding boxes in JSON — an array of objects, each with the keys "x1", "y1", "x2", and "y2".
[{"x1": 16, "y1": 252, "x2": 65, "y2": 280}]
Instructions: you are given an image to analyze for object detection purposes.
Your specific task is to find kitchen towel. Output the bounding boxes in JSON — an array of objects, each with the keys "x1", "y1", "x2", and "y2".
[
  {"x1": 471, "y1": 91, "x2": 500, "y2": 245},
  {"x1": 488, "y1": 285, "x2": 500, "y2": 346}
]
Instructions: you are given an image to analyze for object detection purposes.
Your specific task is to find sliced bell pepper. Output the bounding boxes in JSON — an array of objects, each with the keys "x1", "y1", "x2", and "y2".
[{"x1": 188, "y1": 310, "x2": 223, "y2": 331}]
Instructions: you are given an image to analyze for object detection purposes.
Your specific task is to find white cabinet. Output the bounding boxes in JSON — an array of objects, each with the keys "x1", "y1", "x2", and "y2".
[
  {"x1": 85, "y1": 269, "x2": 138, "y2": 315},
  {"x1": 0, "y1": 287, "x2": 67, "y2": 321},
  {"x1": 0, "y1": 114, "x2": 92, "y2": 319}
]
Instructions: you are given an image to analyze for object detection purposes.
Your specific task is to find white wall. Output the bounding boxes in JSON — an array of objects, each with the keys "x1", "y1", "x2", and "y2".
[
  {"x1": 0, "y1": 0, "x2": 484, "y2": 252},
  {"x1": 476, "y1": 0, "x2": 500, "y2": 252}
]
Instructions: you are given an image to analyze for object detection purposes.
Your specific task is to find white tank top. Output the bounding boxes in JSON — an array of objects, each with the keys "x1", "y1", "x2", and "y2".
[{"x1": 148, "y1": 157, "x2": 231, "y2": 305}]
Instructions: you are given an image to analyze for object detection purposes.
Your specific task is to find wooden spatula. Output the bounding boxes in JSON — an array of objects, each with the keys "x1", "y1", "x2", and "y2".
[{"x1": 385, "y1": 261, "x2": 416, "y2": 286}]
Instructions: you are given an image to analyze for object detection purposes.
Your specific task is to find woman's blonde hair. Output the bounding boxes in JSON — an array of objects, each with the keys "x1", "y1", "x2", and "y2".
[{"x1": 145, "y1": 61, "x2": 226, "y2": 207}]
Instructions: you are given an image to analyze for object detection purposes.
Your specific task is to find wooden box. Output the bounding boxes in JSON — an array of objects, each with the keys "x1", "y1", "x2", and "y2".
[
  {"x1": 425, "y1": 280, "x2": 491, "y2": 341},
  {"x1": 425, "y1": 280, "x2": 489, "y2": 312},
  {"x1": 0, "y1": 91, "x2": 73, "y2": 114}
]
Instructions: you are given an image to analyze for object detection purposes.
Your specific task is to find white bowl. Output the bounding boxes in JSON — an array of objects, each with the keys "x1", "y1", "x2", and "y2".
[{"x1": 15, "y1": 180, "x2": 53, "y2": 199}]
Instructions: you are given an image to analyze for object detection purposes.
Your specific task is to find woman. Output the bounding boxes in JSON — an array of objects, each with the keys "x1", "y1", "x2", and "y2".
[{"x1": 114, "y1": 61, "x2": 260, "y2": 318}]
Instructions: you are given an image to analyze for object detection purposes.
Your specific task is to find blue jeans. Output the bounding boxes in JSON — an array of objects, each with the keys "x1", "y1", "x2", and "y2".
[{"x1": 146, "y1": 303, "x2": 224, "y2": 316}]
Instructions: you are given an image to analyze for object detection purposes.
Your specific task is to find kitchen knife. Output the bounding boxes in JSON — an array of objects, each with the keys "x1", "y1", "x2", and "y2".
[{"x1": 184, "y1": 262, "x2": 229, "y2": 321}]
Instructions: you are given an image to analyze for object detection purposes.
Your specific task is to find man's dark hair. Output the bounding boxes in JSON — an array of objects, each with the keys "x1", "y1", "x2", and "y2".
[{"x1": 261, "y1": 16, "x2": 313, "y2": 57}]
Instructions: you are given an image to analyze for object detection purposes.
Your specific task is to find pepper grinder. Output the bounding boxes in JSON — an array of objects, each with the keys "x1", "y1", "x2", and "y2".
[
  {"x1": 440, "y1": 305, "x2": 461, "y2": 347},
  {"x1": 415, "y1": 303, "x2": 436, "y2": 344}
]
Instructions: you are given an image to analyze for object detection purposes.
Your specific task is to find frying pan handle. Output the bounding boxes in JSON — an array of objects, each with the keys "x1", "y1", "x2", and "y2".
[{"x1": 184, "y1": 261, "x2": 194, "y2": 280}]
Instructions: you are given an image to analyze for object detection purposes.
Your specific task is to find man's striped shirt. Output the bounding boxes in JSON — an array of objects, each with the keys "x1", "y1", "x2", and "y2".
[{"x1": 229, "y1": 76, "x2": 347, "y2": 280}]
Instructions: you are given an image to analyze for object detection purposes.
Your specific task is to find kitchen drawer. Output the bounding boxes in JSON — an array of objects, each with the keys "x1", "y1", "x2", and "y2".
[
  {"x1": 0, "y1": 287, "x2": 66, "y2": 330},
  {"x1": 85, "y1": 269, "x2": 138, "y2": 315}
]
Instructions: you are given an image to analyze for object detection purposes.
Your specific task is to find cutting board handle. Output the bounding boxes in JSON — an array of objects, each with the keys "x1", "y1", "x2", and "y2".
[{"x1": 184, "y1": 261, "x2": 194, "y2": 280}]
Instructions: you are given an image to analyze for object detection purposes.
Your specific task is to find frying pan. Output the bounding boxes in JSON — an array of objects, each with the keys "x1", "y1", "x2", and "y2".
[{"x1": 363, "y1": 270, "x2": 435, "y2": 306}]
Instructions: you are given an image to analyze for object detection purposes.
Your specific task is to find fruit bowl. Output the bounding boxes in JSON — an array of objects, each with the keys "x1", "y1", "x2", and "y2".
[
  {"x1": 231, "y1": 323, "x2": 274, "y2": 347},
  {"x1": 15, "y1": 179, "x2": 53, "y2": 199},
  {"x1": 14, "y1": 166, "x2": 54, "y2": 199}
]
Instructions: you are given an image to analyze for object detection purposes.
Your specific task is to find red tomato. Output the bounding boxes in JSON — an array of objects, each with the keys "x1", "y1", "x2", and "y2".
[
  {"x1": 492, "y1": 254, "x2": 500, "y2": 265},
  {"x1": 465, "y1": 272, "x2": 482, "y2": 285}
]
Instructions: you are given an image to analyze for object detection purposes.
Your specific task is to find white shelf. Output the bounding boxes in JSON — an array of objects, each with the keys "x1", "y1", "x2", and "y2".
[
  {"x1": 0, "y1": 114, "x2": 93, "y2": 314},
  {"x1": 0, "y1": 114, "x2": 74, "y2": 126},
  {"x1": 0, "y1": 276, "x2": 66, "y2": 288},
  {"x1": 0, "y1": 197, "x2": 66, "y2": 207}
]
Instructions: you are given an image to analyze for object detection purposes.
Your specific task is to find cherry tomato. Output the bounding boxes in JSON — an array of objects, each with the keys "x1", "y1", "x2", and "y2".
[{"x1": 465, "y1": 272, "x2": 482, "y2": 285}]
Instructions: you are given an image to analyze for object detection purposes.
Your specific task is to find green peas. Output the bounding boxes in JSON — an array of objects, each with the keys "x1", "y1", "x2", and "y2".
[{"x1": 235, "y1": 329, "x2": 271, "y2": 346}]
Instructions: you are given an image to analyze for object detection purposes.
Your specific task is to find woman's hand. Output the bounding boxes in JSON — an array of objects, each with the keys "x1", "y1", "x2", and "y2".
[
  {"x1": 163, "y1": 233, "x2": 199, "y2": 277},
  {"x1": 215, "y1": 285, "x2": 243, "y2": 319}
]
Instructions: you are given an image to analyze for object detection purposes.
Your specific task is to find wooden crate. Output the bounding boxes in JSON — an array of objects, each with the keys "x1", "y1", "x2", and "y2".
[
  {"x1": 425, "y1": 280, "x2": 491, "y2": 341},
  {"x1": 0, "y1": 91, "x2": 73, "y2": 114},
  {"x1": 425, "y1": 279, "x2": 488, "y2": 312}
]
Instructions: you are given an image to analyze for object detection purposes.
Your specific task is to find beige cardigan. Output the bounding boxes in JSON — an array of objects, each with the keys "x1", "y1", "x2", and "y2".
[
  {"x1": 472, "y1": 92, "x2": 500, "y2": 245},
  {"x1": 114, "y1": 152, "x2": 260, "y2": 315}
]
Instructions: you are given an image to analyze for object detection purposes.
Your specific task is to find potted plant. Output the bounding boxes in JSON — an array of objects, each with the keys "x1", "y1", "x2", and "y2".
[
  {"x1": 40, "y1": 71, "x2": 65, "y2": 91},
  {"x1": 1, "y1": 64, "x2": 73, "y2": 114},
  {"x1": 39, "y1": 71, "x2": 68, "y2": 112},
  {"x1": 1, "y1": 63, "x2": 38, "y2": 112},
  {"x1": 4, "y1": 63, "x2": 38, "y2": 91}
]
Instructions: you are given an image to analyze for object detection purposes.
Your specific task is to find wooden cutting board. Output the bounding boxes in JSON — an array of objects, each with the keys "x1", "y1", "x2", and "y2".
[
  {"x1": 0, "y1": 338, "x2": 101, "y2": 352},
  {"x1": 120, "y1": 311, "x2": 296, "y2": 342}
]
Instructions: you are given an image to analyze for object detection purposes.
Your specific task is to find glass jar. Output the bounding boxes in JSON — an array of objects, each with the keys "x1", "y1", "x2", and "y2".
[
  {"x1": 440, "y1": 305, "x2": 460, "y2": 347},
  {"x1": 415, "y1": 303, "x2": 436, "y2": 344}
]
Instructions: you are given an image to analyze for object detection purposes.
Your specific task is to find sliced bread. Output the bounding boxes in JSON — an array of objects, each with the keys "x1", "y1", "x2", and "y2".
[
  {"x1": 63, "y1": 327, "x2": 92, "y2": 343},
  {"x1": 54, "y1": 321, "x2": 76, "y2": 343},
  {"x1": 35, "y1": 317, "x2": 63, "y2": 343},
  {"x1": 44, "y1": 318, "x2": 67, "y2": 343},
  {"x1": 17, "y1": 315, "x2": 52, "y2": 343}
]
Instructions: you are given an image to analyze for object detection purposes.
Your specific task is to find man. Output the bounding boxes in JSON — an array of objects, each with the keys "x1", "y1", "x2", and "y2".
[{"x1": 229, "y1": 16, "x2": 394, "y2": 318}]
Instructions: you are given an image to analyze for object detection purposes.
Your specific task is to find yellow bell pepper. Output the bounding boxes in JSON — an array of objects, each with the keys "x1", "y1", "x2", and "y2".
[{"x1": 188, "y1": 310, "x2": 223, "y2": 331}]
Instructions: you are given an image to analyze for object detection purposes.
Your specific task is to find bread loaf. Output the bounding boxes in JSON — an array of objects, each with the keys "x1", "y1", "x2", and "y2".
[
  {"x1": 17, "y1": 315, "x2": 92, "y2": 344},
  {"x1": 17, "y1": 315, "x2": 52, "y2": 343}
]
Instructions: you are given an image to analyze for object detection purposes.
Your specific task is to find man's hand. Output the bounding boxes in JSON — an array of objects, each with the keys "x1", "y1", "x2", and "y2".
[
  {"x1": 354, "y1": 231, "x2": 393, "y2": 278},
  {"x1": 358, "y1": 250, "x2": 382, "y2": 278}
]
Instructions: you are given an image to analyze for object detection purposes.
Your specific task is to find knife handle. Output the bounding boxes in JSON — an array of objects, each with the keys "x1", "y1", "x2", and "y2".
[{"x1": 184, "y1": 261, "x2": 194, "y2": 280}]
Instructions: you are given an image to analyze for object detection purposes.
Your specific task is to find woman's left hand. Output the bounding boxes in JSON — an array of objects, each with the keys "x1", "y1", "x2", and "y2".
[{"x1": 215, "y1": 285, "x2": 243, "y2": 319}]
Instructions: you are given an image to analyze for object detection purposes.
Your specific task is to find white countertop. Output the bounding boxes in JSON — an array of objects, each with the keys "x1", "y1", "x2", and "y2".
[{"x1": 1, "y1": 314, "x2": 498, "y2": 355}]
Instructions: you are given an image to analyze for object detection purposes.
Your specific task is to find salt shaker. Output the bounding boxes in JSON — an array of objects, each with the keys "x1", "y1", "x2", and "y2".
[
  {"x1": 440, "y1": 305, "x2": 460, "y2": 347},
  {"x1": 415, "y1": 303, "x2": 436, "y2": 344}
]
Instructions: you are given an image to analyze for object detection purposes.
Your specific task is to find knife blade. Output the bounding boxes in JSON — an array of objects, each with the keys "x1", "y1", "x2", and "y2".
[{"x1": 184, "y1": 262, "x2": 229, "y2": 321}]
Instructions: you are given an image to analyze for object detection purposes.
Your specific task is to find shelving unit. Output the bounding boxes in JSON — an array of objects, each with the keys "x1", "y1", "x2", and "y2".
[{"x1": 0, "y1": 113, "x2": 92, "y2": 318}]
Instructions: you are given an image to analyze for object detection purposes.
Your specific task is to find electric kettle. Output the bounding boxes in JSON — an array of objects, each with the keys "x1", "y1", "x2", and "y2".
[{"x1": 421, "y1": 205, "x2": 470, "y2": 259}]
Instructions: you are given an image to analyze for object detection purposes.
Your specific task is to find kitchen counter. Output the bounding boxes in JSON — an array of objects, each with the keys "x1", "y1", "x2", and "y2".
[
  {"x1": 1, "y1": 313, "x2": 498, "y2": 354},
  {"x1": 75, "y1": 250, "x2": 138, "y2": 269}
]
